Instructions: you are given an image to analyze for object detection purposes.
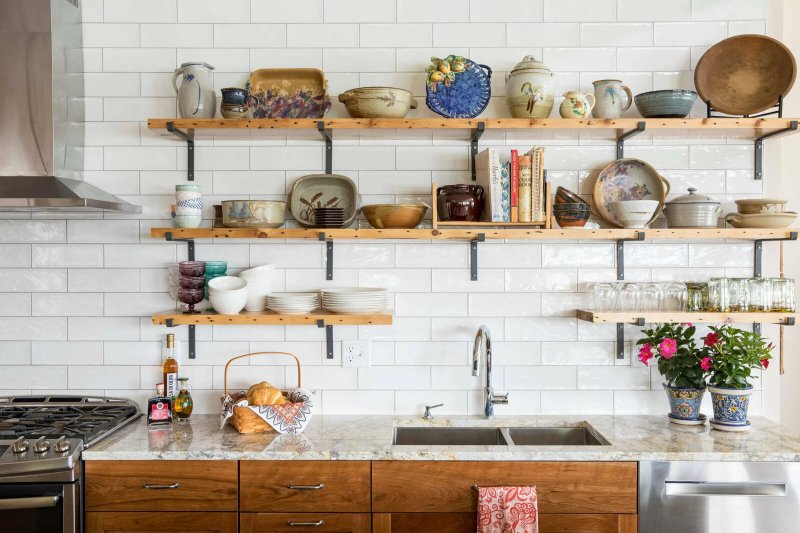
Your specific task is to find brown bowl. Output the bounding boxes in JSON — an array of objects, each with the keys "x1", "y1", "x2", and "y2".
[
  {"x1": 735, "y1": 198, "x2": 788, "y2": 215},
  {"x1": 362, "y1": 204, "x2": 427, "y2": 229},
  {"x1": 555, "y1": 186, "x2": 588, "y2": 205},
  {"x1": 554, "y1": 209, "x2": 590, "y2": 228}
]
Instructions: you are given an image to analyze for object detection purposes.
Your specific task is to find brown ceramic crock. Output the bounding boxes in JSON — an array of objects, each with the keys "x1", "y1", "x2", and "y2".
[{"x1": 437, "y1": 184, "x2": 484, "y2": 222}]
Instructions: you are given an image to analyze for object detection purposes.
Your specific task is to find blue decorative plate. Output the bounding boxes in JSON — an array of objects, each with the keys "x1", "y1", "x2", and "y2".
[{"x1": 425, "y1": 55, "x2": 492, "y2": 119}]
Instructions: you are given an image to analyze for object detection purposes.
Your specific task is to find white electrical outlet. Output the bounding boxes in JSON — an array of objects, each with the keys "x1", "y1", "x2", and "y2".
[{"x1": 342, "y1": 339, "x2": 371, "y2": 367}]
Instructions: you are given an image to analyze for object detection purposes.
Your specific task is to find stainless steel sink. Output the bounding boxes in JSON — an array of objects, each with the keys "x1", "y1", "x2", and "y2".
[
  {"x1": 506, "y1": 427, "x2": 607, "y2": 446},
  {"x1": 392, "y1": 426, "x2": 608, "y2": 446},
  {"x1": 392, "y1": 427, "x2": 508, "y2": 446}
]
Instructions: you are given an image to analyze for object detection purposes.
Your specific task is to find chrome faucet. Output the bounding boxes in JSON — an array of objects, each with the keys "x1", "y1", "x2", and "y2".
[{"x1": 472, "y1": 325, "x2": 508, "y2": 419}]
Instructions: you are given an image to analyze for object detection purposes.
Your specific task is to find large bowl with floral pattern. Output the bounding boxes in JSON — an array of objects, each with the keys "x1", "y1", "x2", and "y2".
[{"x1": 592, "y1": 158, "x2": 670, "y2": 228}]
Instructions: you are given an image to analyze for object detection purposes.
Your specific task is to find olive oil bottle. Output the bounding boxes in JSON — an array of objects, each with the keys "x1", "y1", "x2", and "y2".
[{"x1": 162, "y1": 334, "x2": 179, "y2": 401}]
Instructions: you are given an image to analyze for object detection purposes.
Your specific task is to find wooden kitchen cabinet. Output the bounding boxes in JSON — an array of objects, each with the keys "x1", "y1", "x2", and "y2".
[
  {"x1": 240, "y1": 461, "x2": 371, "y2": 513},
  {"x1": 85, "y1": 460, "x2": 238, "y2": 512},
  {"x1": 372, "y1": 513, "x2": 637, "y2": 533},
  {"x1": 241, "y1": 513, "x2": 371, "y2": 532},
  {"x1": 86, "y1": 511, "x2": 238, "y2": 533}
]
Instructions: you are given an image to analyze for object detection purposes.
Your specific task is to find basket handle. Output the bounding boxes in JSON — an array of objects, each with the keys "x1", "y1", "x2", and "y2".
[{"x1": 223, "y1": 351, "x2": 302, "y2": 397}]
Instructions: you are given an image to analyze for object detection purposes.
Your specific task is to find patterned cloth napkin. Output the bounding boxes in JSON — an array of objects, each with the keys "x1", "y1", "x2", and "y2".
[
  {"x1": 220, "y1": 388, "x2": 315, "y2": 435},
  {"x1": 477, "y1": 486, "x2": 539, "y2": 533}
]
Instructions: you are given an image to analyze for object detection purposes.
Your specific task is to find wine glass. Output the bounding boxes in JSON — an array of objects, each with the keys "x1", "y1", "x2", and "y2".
[{"x1": 178, "y1": 288, "x2": 204, "y2": 314}]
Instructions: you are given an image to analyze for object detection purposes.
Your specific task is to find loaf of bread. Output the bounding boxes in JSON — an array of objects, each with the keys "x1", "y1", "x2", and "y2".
[{"x1": 246, "y1": 381, "x2": 287, "y2": 406}]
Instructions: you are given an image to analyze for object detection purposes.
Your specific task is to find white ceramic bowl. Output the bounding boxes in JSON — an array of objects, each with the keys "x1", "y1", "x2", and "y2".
[
  {"x1": 208, "y1": 276, "x2": 247, "y2": 292},
  {"x1": 239, "y1": 264, "x2": 275, "y2": 278},
  {"x1": 208, "y1": 276, "x2": 248, "y2": 314},
  {"x1": 612, "y1": 200, "x2": 660, "y2": 229}
]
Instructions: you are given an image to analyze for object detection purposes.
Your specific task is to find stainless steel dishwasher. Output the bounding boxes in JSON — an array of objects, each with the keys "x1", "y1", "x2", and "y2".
[{"x1": 640, "y1": 461, "x2": 800, "y2": 532}]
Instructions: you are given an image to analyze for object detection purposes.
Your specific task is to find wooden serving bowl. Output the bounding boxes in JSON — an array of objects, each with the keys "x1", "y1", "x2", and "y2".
[{"x1": 362, "y1": 204, "x2": 427, "y2": 229}]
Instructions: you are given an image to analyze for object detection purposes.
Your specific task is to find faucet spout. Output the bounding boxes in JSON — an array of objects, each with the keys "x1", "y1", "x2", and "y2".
[{"x1": 473, "y1": 326, "x2": 508, "y2": 419}]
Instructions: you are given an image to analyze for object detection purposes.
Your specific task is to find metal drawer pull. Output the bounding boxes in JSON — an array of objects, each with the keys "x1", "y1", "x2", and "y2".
[
  {"x1": 287, "y1": 520, "x2": 325, "y2": 527},
  {"x1": 665, "y1": 481, "x2": 787, "y2": 497},
  {"x1": 143, "y1": 482, "x2": 181, "y2": 490},
  {"x1": 287, "y1": 483, "x2": 325, "y2": 490},
  {"x1": 0, "y1": 495, "x2": 60, "y2": 510}
]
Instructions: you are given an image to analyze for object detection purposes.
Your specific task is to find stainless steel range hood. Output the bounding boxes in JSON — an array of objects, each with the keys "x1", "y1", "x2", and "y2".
[{"x1": 0, "y1": 0, "x2": 141, "y2": 213}]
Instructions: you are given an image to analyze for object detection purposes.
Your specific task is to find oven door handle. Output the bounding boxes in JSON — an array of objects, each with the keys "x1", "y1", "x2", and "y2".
[
  {"x1": 0, "y1": 495, "x2": 61, "y2": 510},
  {"x1": 665, "y1": 480, "x2": 787, "y2": 497}
]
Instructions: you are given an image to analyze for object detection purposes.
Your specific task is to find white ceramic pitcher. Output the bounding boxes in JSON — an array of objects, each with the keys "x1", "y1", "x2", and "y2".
[
  {"x1": 592, "y1": 79, "x2": 633, "y2": 119},
  {"x1": 172, "y1": 62, "x2": 216, "y2": 119}
]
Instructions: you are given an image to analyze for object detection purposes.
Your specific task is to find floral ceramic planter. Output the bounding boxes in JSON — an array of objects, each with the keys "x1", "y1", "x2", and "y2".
[
  {"x1": 663, "y1": 384, "x2": 706, "y2": 425},
  {"x1": 709, "y1": 385, "x2": 753, "y2": 432}
]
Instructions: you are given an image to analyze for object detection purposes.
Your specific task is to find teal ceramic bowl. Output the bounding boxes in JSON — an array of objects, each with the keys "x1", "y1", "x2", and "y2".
[
  {"x1": 204, "y1": 261, "x2": 228, "y2": 276},
  {"x1": 174, "y1": 214, "x2": 202, "y2": 228},
  {"x1": 634, "y1": 90, "x2": 697, "y2": 118}
]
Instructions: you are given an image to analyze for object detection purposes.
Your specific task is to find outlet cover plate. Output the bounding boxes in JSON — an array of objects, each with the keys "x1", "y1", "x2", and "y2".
[{"x1": 342, "y1": 339, "x2": 371, "y2": 367}]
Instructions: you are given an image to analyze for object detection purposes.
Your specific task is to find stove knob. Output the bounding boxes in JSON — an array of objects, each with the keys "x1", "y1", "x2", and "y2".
[
  {"x1": 54, "y1": 436, "x2": 70, "y2": 453},
  {"x1": 32, "y1": 436, "x2": 50, "y2": 454},
  {"x1": 11, "y1": 436, "x2": 29, "y2": 454}
]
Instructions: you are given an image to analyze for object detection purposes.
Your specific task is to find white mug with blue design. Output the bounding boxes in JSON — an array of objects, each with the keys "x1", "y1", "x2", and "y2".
[{"x1": 592, "y1": 79, "x2": 633, "y2": 119}]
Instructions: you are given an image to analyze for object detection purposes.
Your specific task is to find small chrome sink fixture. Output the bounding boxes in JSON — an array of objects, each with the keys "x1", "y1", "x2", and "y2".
[{"x1": 392, "y1": 425, "x2": 608, "y2": 446}]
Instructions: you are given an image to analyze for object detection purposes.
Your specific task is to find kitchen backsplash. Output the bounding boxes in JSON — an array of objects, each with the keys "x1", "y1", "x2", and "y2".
[{"x1": 0, "y1": 0, "x2": 775, "y2": 416}]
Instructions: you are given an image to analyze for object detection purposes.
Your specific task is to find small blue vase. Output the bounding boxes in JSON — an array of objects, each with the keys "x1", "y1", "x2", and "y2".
[
  {"x1": 709, "y1": 385, "x2": 753, "y2": 431},
  {"x1": 663, "y1": 383, "x2": 705, "y2": 422}
]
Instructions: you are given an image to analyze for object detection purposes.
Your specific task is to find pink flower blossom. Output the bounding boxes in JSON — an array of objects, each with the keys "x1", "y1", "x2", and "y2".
[
  {"x1": 680, "y1": 322, "x2": 693, "y2": 327},
  {"x1": 761, "y1": 358, "x2": 770, "y2": 369},
  {"x1": 700, "y1": 357, "x2": 713, "y2": 371},
  {"x1": 658, "y1": 338, "x2": 678, "y2": 359},
  {"x1": 638, "y1": 344, "x2": 654, "y2": 366}
]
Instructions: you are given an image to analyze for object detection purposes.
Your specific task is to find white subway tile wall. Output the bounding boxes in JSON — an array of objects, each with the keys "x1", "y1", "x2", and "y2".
[{"x1": 0, "y1": 0, "x2": 775, "y2": 416}]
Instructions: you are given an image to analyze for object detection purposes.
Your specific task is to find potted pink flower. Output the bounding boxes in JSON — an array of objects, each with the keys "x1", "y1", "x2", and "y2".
[
  {"x1": 637, "y1": 323, "x2": 708, "y2": 425},
  {"x1": 700, "y1": 325, "x2": 773, "y2": 432}
]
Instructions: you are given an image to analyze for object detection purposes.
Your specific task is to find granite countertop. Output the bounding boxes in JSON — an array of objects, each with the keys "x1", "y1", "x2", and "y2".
[{"x1": 81, "y1": 414, "x2": 800, "y2": 462}]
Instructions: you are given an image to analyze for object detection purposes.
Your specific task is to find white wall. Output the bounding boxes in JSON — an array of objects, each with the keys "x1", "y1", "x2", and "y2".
[{"x1": 1, "y1": 0, "x2": 786, "y2": 418}]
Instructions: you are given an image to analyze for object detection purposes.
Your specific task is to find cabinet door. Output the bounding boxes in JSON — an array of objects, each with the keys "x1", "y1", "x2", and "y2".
[
  {"x1": 86, "y1": 512, "x2": 237, "y2": 533},
  {"x1": 85, "y1": 460, "x2": 238, "y2": 512},
  {"x1": 241, "y1": 513, "x2": 371, "y2": 532},
  {"x1": 373, "y1": 513, "x2": 637, "y2": 533}
]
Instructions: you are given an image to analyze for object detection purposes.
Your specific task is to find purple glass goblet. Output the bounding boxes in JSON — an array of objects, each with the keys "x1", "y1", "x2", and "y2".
[
  {"x1": 179, "y1": 276, "x2": 206, "y2": 289},
  {"x1": 178, "y1": 288, "x2": 204, "y2": 314},
  {"x1": 178, "y1": 261, "x2": 206, "y2": 277}
]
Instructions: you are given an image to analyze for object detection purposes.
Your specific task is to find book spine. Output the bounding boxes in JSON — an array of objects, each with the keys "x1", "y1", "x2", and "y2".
[
  {"x1": 510, "y1": 149, "x2": 519, "y2": 222},
  {"x1": 537, "y1": 147, "x2": 546, "y2": 221},
  {"x1": 519, "y1": 155, "x2": 532, "y2": 222},
  {"x1": 500, "y1": 161, "x2": 511, "y2": 222},
  {"x1": 490, "y1": 149, "x2": 503, "y2": 222}
]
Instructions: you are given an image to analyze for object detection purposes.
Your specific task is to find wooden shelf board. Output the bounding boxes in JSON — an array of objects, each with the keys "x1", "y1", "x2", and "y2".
[
  {"x1": 436, "y1": 221, "x2": 548, "y2": 227},
  {"x1": 152, "y1": 309, "x2": 393, "y2": 326},
  {"x1": 151, "y1": 227, "x2": 797, "y2": 241},
  {"x1": 576, "y1": 310, "x2": 798, "y2": 325},
  {"x1": 147, "y1": 117, "x2": 800, "y2": 141}
]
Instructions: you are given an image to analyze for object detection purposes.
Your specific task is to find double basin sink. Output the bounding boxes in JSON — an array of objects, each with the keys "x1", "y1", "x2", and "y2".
[{"x1": 393, "y1": 425, "x2": 608, "y2": 446}]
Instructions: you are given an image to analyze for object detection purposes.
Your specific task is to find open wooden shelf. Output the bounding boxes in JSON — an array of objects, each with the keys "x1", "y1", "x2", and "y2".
[
  {"x1": 148, "y1": 117, "x2": 800, "y2": 140},
  {"x1": 152, "y1": 227, "x2": 798, "y2": 241},
  {"x1": 576, "y1": 310, "x2": 798, "y2": 325},
  {"x1": 152, "y1": 309, "x2": 393, "y2": 326}
]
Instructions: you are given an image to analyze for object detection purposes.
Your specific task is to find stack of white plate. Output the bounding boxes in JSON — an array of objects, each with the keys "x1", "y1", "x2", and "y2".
[
  {"x1": 321, "y1": 288, "x2": 388, "y2": 314},
  {"x1": 267, "y1": 293, "x2": 320, "y2": 314}
]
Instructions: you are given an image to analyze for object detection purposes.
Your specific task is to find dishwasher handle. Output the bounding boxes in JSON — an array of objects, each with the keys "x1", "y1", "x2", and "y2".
[{"x1": 665, "y1": 480, "x2": 787, "y2": 497}]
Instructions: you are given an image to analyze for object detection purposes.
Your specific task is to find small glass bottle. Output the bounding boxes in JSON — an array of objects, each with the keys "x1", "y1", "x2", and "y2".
[
  {"x1": 748, "y1": 277, "x2": 772, "y2": 312},
  {"x1": 771, "y1": 278, "x2": 796, "y2": 312},
  {"x1": 162, "y1": 334, "x2": 179, "y2": 402},
  {"x1": 686, "y1": 282, "x2": 708, "y2": 312},
  {"x1": 708, "y1": 277, "x2": 730, "y2": 312},
  {"x1": 147, "y1": 386, "x2": 173, "y2": 426},
  {"x1": 174, "y1": 378, "x2": 193, "y2": 421}
]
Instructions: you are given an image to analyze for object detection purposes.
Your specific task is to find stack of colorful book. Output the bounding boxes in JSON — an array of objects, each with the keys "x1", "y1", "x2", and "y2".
[{"x1": 475, "y1": 147, "x2": 546, "y2": 223}]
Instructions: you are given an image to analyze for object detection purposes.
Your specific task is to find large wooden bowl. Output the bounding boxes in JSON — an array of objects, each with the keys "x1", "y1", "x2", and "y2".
[{"x1": 695, "y1": 35, "x2": 796, "y2": 116}]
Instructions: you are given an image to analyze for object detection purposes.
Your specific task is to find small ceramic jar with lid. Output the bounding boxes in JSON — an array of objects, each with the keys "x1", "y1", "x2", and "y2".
[
  {"x1": 505, "y1": 56, "x2": 554, "y2": 118},
  {"x1": 663, "y1": 188, "x2": 721, "y2": 228}
]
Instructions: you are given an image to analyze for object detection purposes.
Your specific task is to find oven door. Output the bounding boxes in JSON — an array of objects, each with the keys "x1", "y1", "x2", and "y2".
[{"x1": 0, "y1": 482, "x2": 79, "y2": 533}]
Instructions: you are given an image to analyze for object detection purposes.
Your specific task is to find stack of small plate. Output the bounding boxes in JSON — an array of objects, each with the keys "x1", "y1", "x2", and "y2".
[
  {"x1": 267, "y1": 293, "x2": 320, "y2": 314},
  {"x1": 313, "y1": 207, "x2": 346, "y2": 228},
  {"x1": 321, "y1": 288, "x2": 388, "y2": 314}
]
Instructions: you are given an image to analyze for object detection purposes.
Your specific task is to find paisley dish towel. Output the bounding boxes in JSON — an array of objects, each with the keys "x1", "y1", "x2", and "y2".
[{"x1": 477, "y1": 486, "x2": 539, "y2": 533}]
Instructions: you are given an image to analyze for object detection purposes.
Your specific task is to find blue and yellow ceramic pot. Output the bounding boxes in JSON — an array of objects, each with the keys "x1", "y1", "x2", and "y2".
[
  {"x1": 709, "y1": 385, "x2": 753, "y2": 431},
  {"x1": 663, "y1": 383, "x2": 705, "y2": 423}
]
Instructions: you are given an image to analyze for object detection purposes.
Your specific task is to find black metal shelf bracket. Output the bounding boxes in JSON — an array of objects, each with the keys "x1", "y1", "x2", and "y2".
[
  {"x1": 615, "y1": 232, "x2": 646, "y2": 359},
  {"x1": 165, "y1": 232, "x2": 195, "y2": 261},
  {"x1": 753, "y1": 231, "x2": 797, "y2": 334},
  {"x1": 166, "y1": 121, "x2": 195, "y2": 181},
  {"x1": 317, "y1": 121, "x2": 333, "y2": 174},
  {"x1": 616, "y1": 121, "x2": 646, "y2": 159},
  {"x1": 163, "y1": 319, "x2": 196, "y2": 360},
  {"x1": 470, "y1": 122, "x2": 486, "y2": 181},
  {"x1": 470, "y1": 233, "x2": 486, "y2": 281},
  {"x1": 317, "y1": 320, "x2": 334, "y2": 359},
  {"x1": 319, "y1": 232, "x2": 334, "y2": 280},
  {"x1": 754, "y1": 121, "x2": 798, "y2": 179}
]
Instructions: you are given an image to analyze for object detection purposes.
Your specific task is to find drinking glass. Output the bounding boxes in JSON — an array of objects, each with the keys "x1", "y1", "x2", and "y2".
[
  {"x1": 641, "y1": 283, "x2": 663, "y2": 312},
  {"x1": 592, "y1": 282, "x2": 617, "y2": 311},
  {"x1": 729, "y1": 278, "x2": 750, "y2": 312},
  {"x1": 747, "y1": 277, "x2": 772, "y2": 312},
  {"x1": 708, "y1": 277, "x2": 730, "y2": 312},
  {"x1": 771, "y1": 278, "x2": 795, "y2": 312},
  {"x1": 686, "y1": 283, "x2": 708, "y2": 312},
  {"x1": 617, "y1": 283, "x2": 641, "y2": 312},
  {"x1": 178, "y1": 288, "x2": 204, "y2": 314},
  {"x1": 663, "y1": 282, "x2": 688, "y2": 312}
]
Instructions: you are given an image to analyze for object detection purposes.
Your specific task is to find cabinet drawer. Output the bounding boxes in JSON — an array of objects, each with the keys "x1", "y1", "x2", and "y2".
[
  {"x1": 85, "y1": 460, "x2": 238, "y2": 512},
  {"x1": 241, "y1": 513, "x2": 371, "y2": 532},
  {"x1": 373, "y1": 461, "x2": 637, "y2": 514},
  {"x1": 372, "y1": 513, "x2": 637, "y2": 533},
  {"x1": 86, "y1": 511, "x2": 238, "y2": 533},
  {"x1": 240, "y1": 461, "x2": 371, "y2": 513}
]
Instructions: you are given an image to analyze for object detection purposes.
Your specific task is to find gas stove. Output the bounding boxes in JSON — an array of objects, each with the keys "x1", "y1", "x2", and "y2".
[{"x1": 0, "y1": 396, "x2": 140, "y2": 478}]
